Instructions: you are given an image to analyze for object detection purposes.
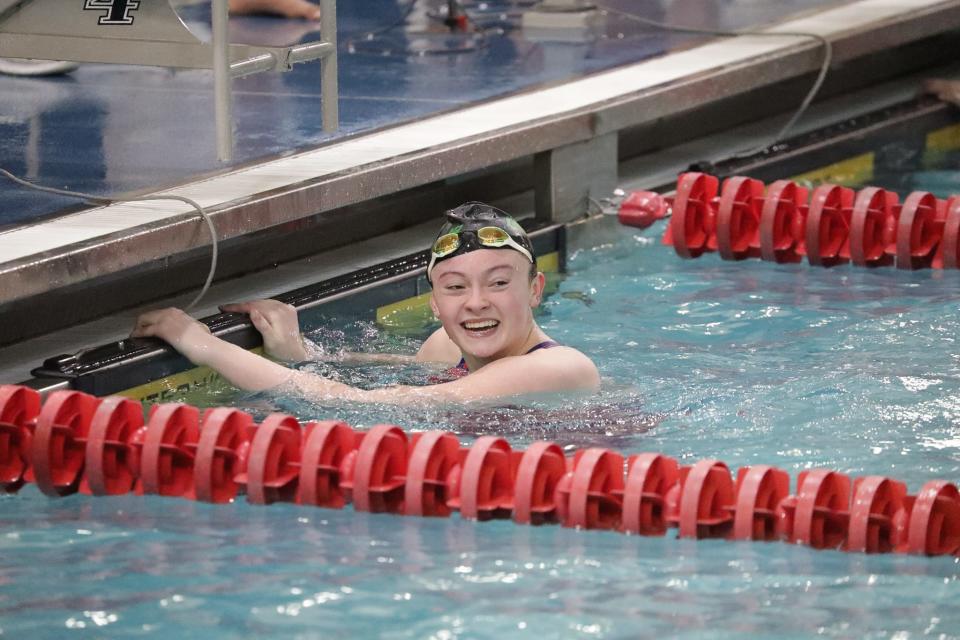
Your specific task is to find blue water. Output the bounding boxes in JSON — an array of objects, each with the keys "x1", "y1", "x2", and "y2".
[{"x1": 4, "y1": 196, "x2": 960, "y2": 637}]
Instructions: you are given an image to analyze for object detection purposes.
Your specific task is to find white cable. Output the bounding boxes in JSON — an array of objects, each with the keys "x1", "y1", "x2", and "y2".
[
  {"x1": 602, "y1": 6, "x2": 833, "y2": 155},
  {"x1": 0, "y1": 168, "x2": 218, "y2": 311}
]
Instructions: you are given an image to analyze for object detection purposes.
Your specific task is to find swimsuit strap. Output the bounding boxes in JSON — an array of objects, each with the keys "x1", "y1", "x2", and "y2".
[
  {"x1": 453, "y1": 340, "x2": 561, "y2": 373},
  {"x1": 525, "y1": 340, "x2": 560, "y2": 354}
]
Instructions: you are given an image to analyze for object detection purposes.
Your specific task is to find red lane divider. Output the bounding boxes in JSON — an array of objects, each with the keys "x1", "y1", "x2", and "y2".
[
  {"x1": 781, "y1": 469, "x2": 851, "y2": 550},
  {"x1": 241, "y1": 413, "x2": 302, "y2": 505},
  {"x1": 620, "y1": 453, "x2": 678, "y2": 536},
  {"x1": 81, "y1": 397, "x2": 143, "y2": 496},
  {"x1": 630, "y1": 171, "x2": 960, "y2": 271},
  {"x1": 297, "y1": 420, "x2": 354, "y2": 509},
  {"x1": 452, "y1": 435, "x2": 515, "y2": 521},
  {"x1": 675, "y1": 460, "x2": 735, "y2": 540},
  {"x1": 555, "y1": 448, "x2": 624, "y2": 530},
  {"x1": 849, "y1": 187, "x2": 897, "y2": 267},
  {"x1": 934, "y1": 198, "x2": 960, "y2": 269},
  {"x1": 733, "y1": 465, "x2": 790, "y2": 542},
  {"x1": 0, "y1": 385, "x2": 40, "y2": 493},
  {"x1": 802, "y1": 185, "x2": 854, "y2": 267},
  {"x1": 662, "y1": 173, "x2": 718, "y2": 259},
  {"x1": 195, "y1": 407, "x2": 254, "y2": 504},
  {"x1": 3, "y1": 384, "x2": 959, "y2": 558},
  {"x1": 716, "y1": 176, "x2": 763, "y2": 261},
  {"x1": 759, "y1": 180, "x2": 807, "y2": 264},
  {"x1": 136, "y1": 403, "x2": 199, "y2": 498},
  {"x1": 29, "y1": 390, "x2": 99, "y2": 497},
  {"x1": 847, "y1": 476, "x2": 906, "y2": 554},
  {"x1": 513, "y1": 441, "x2": 567, "y2": 526}
]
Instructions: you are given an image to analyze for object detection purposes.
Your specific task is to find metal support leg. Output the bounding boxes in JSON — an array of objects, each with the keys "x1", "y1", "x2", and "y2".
[
  {"x1": 534, "y1": 133, "x2": 617, "y2": 223},
  {"x1": 320, "y1": 0, "x2": 339, "y2": 132},
  {"x1": 213, "y1": 0, "x2": 233, "y2": 162}
]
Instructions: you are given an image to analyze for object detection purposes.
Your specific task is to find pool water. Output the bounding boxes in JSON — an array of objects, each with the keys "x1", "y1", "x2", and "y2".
[{"x1": 3, "y1": 179, "x2": 960, "y2": 638}]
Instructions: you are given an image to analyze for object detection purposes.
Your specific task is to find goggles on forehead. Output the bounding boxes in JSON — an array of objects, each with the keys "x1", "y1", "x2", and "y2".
[{"x1": 427, "y1": 225, "x2": 534, "y2": 281}]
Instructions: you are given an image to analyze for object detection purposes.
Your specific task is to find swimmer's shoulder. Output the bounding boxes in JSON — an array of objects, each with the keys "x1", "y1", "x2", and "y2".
[
  {"x1": 416, "y1": 326, "x2": 461, "y2": 364},
  {"x1": 526, "y1": 343, "x2": 601, "y2": 391}
]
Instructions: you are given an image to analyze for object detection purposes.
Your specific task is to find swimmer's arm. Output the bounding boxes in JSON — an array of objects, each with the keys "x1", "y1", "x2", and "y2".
[
  {"x1": 133, "y1": 308, "x2": 598, "y2": 403},
  {"x1": 414, "y1": 327, "x2": 461, "y2": 364},
  {"x1": 133, "y1": 308, "x2": 294, "y2": 391},
  {"x1": 332, "y1": 352, "x2": 417, "y2": 365},
  {"x1": 288, "y1": 347, "x2": 600, "y2": 404},
  {"x1": 221, "y1": 301, "x2": 419, "y2": 365}
]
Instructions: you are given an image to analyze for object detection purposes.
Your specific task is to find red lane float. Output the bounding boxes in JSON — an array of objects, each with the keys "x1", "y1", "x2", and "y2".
[
  {"x1": 849, "y1": 188, "x2": 897, "y2": 267},
  {"x1": 0, "y1": 385, "x2": 41, "y2": 493},
  {"x1": 453, "y1": 435, "x2": 515, "y2": 521},
  {"x1": 618, "y1": 191, "x2": 670, "y2": 230},
  {"x1": 240, "y1": 413, "x2": 301, "y2": 505},
  {"x1": 847, "y1": 476, "x2": 905, "y2": 554},
  {"x1": 663, "y1": 172, "x2": 718, "y2": 258},
  {"x1": 620, "y1": 453, "x2": 679, "y2": 536},
  {"x1": 29, "y1": 390, "x2": 99, "y2": 497},
  {"x1": 759, "y1": 180, "x2": 807, "y2": 263},
  {"x1": 513, "y1": 441, "x2": 566, "y2": 525},
  {"x1": 732, "y1": 465, "x2": 790, "y2": 542},
  {"x1": 347, "y1": 424, "x2": 407, "y2": 513},
  {"x1": 933, "y1": 197, "x2": 960, "y2": 269},
  {"x1": 715, "y1": 176, "x2": 763, "y2": 261},
  {"x1": 194, "y1": 408, "x2": 253, "y2": 503},
  {"x1": 81, "y1": 397, "x2": 143, "y2": 496},
  {"x1": 135, "y1": 403, "x2": 199, "y2": 498},
  {"x1": 676, "y1": 459, "x2": 735, "y2": 539},
  {"x1": 644, "y1": 171, "x2": 960, "y2": 271},
  {"x1": 801, "y1": 185, "x2": 854, "y2": 267},
  {"x1": 780, "y1": 470, "x2": 851, "y2": 550},
  {"x1": 404, "y1": 430, "x2": 461, "y2": 517},
  {"x1": 555, "y1": 448, "x2": 624, "y2": 530},
  {"x1": 903, "y1": 481, "x2": 960, "y2": 556},
  {"x1": 8, "y1": 385, "x2": 960, "y2": 559},
  {"x1": 897, "y1": 191, "x2": 944, "y2": 269},
  {"x1": 297, "y1": 420, "x2": 355, "y2": 509}
]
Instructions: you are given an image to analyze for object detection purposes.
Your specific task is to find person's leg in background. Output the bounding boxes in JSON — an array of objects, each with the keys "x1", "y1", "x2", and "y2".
[{"x1": 228, "y1": 0, "x2": 321, "y2": 20}]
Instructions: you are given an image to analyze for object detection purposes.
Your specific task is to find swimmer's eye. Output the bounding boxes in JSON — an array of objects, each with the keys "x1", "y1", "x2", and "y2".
[{"x1": 491, "y1": 280, "x2": 510, "y2": 287}]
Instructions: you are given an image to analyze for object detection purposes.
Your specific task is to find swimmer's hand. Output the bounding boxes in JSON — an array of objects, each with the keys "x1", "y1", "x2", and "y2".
[
  {"x1": 132, "y1": 307, "x2": 295, "y2": 391},
  {"x1": 923, "y1": 79, "x2": 960, "y2": 106},
  {"x1": 131, "y1": 308, "x2": 214, "y2": 364},
  {"x1": 219, "y1": 299, "x2": 308, "y2": 362}
]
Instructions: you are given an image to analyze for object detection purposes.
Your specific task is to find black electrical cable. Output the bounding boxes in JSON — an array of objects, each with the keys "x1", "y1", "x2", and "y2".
[{"x1": 0, "y1": 168, "x2": 219, "y2": 311}]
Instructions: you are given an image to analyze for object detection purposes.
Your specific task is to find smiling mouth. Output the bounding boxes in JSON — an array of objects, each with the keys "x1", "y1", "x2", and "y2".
[{"x1": 462, "y1": 320, "x2": 499, "y2": 334}]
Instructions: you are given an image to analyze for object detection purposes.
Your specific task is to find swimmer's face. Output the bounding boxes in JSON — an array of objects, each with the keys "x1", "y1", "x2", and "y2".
[{"x1": 430, "y1": 249, "x2": 544, "y2": 360}]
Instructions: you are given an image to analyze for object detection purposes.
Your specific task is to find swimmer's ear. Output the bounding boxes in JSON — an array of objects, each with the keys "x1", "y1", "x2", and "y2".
[
  {"x1": 429, "y1": 296, "x2": 440, "y2": 319},
  {"x1": 529, "y1": 271, "x2": 546, "y2": 307}
]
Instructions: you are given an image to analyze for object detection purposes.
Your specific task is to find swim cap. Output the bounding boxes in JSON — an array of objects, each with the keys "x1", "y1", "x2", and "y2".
[{"x1": 427, "y1": 202, "x2": 535, "y2": 282}]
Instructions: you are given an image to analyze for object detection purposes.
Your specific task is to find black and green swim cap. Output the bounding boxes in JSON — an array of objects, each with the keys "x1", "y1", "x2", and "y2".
[{"x1": 427, "y1": 202, "x2": 535, "y2": 282}]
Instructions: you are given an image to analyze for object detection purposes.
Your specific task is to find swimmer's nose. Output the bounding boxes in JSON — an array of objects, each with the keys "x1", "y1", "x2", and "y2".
[{"x1": 464, "y1": 287, "x2": 490, "y2": 311}]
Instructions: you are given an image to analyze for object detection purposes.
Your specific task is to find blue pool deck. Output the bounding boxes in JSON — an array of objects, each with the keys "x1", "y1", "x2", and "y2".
[{"x1": 0, "y1": 0, "x2": 840, "y2": 227}]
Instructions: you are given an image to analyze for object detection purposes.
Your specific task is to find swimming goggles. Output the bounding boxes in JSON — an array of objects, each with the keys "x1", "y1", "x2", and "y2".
[{"x1": 427, "y1": 225, "x2": 533, "y2": 281}]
